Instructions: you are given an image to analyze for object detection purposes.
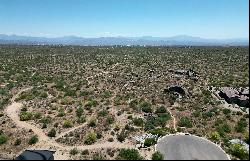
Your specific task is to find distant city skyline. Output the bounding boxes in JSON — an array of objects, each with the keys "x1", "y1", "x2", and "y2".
[{"x1": 0, "y1": 0, "x2": 249, "y2": 39}]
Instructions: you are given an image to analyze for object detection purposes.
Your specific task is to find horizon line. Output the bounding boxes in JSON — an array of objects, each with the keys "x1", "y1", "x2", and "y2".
[{"x1": 0, "y1": 33, "x2": 249, "y2": 40}]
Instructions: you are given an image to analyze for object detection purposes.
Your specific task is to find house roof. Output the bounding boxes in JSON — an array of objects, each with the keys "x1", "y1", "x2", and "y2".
[
  {"x1": 15, "y1": 150, "x2": 55, "y2": 160},
  {"x1": 221, "y1": 87, "x2": 239, "y2": 98},
  {"x1": 221, "y1": 87, "x2": 249, "y2": 101}
]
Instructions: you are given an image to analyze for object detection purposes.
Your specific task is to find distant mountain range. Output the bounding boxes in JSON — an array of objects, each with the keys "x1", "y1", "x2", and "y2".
[{"x1": 0, "y1": 34, "x2": 248, "y2": 46}]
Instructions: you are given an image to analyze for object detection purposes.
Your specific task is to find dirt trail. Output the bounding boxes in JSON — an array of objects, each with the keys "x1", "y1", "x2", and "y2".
[
  {"x1": 5, "y1": 87, "x2": 134, "y2": 159},
  {"x1": 166, "y1": 107, "x2": 177, "y2": 132},
  {"x1": 5, "y1": 87, "x2": 64, "y2": 149},
  {"x1": 55, "y1": 113, "x2": 95, "y2": 140},
  {"x1": 55, "y1": 122, "x2": 88, "y2": 140}
]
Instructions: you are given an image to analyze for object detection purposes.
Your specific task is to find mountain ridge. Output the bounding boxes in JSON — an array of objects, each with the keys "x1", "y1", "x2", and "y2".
[{"x1": 0, "y1": 34, "x2": 248, "y2": 46}]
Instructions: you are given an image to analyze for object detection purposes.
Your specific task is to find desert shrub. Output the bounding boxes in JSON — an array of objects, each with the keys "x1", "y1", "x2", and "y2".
[
  {"x1": 149, "y1": 128, "x2": 167, "y2": 136},
  {"x1": 48, "y1": 128, "x2": 56, "y2": 137},
  {"x1": 133, "y1": 118, "x2": 144, "y2": 127},
  {"x1": 61, "y1": 97, "x2": 75, "y2": 105},
  {"x1": 144, "y1": 116, "x2": 156, "y2": 131},
  {"x1": 67, "y1": 108, "x2": 73, "y2": 113},
  {"x1": 63, "y1": 120, "x2": 73, "y2": 128},
  {"x1": 114, "y1": 95, "x2": 123, "y2": 105},
  {"x1": 88, "y1": 117, "x2": 97, "y2": 127},
  {"x1": 17, "y1": 92, "x2": 35, "y2": 101},
  {"x1": 93, "y1": 153, "x2": 105, "y2": 160},
  {"x1": 235, "y1": 118, "x2": 247, "y2": 133},
  {"x1": 114, "y1": 124, "x2": 120, "y2": 131},
  {"x1": 64, "y1": 88, "x2": 76, "y2": 97},
  {"x1": 125, "y1": 124, "x2": 135, "y2": 132},
  {"x1": 40, "y1": 116, "x2": 52, "y2": 124},
  {"x1": 28, "y1": 135, "x2": 38, "y2": 145},
  {"x1": 155, "y1": 106, "x2": 167, "y2": 114},
  {"x1": 156, "y1": 113, "x2": 171, "y2": 127},
  {"x1": 42, "y1": 123, "x2": 47, "y2": 129},
  {"x1": 84, "y1": 132, "x2": 97, "y2": 145},
  {"x1": 40, "y1": 92, "x2": 48, "y2": 98},
  {"x1": 178, "y1": 117, "x2": 192, "y2": 128},
  {"x1": 202, "y1": 90, "x2": 212, "y2": 97},
  {"x1": 152, "y1": 151, "x2": 164, "y2": 160},
  {"x1": 79, "y1": 90, "x2": 90, "y2": 97},
  {"x1": 202, "y1": 111, "x2": 214, "y2": 118},
  {"x1": 129, "y1": 99, "x2": 139, "y2": 110},
  {"x1": 140, "y1": 101, "x2": 152, "y2": 113},
  {"x1": 57, "y1": 107, "x2": 65, "y2": 117},
  {"x1": 223, "y1": 109, "x2": 231, "y2": 115},
  {"x1": 216, "y1": 123, "x2": 231, "y2": 136},
  {"x1": 77, "y1": 116, "x2": 86, "y2": 124},
  {"x1": 19, "y1": 112, "x2": 33, "y2": 121},
  {"x1": 144, "y1": 138, "x2": 156, "y2": 147},
  {"x1": 145, "y1": 113, "x2": 171, "y2": 130},
  {"x1": 98, "y1": 109, "x2": 108, "y2": 117},
  {"x1": 54, "y1": 122, "x2": 59, "y2": 127},
  {"x1": 244, "y1": 132, "x2": 249, "y2": 144},
  {"x1": 117, "y1": 129, "x2": 128, "y2": 142},
  {"x1": 14, "y1": 138, "x2": 22, "y2": 146},
  {"x1": 81, "y1": 149, "x2": 89, "y2": 155},
  {"x1": 57, "y1": 111, "x2": 65, "y2": 117},
  {"x1": 85, "y1": 99, "x2": 98, "y2": 108},
  {"x1": 192, "y1": 110, "x2": 201, "y2": 117},
  {"x1": 70, "y1": 148, "x2": 79, "y2": 155},
  {"x1": 118, "y1": 148, "x2": 143, "y2": 160},
  {"x1": 230, "y1": 144, "x2": 249, "y2": 160},
  {"x1": 107, "y1": 149, "x2": 115, "y2": 157},
  {"x1": 108, "y1": 138, "x2": 114, "y2": 142},
  {"x1": 127, "y1": 115, "x2": 133, "y2": 120},
  {"x1": 76, "y1": 107, "x2": 84, "y2": 117},
  {"x1": 0, "y1": 134, "x2": 8, "y2": 145},
  {"x1": 33, "y1": 112, "x2": 42, "y2": 119},
  {"x1": 101, "y1": 91, "x2": 112, "y2": 98},
  {"x1": 106, "y1": 115, "x2": 114, "y2": 125},
  {"x1": 96, "y1": 131, "x2": 102, "y2": 139},
  {"x1": 209, "y1": 131, "x2": 221, "y2": 142}
]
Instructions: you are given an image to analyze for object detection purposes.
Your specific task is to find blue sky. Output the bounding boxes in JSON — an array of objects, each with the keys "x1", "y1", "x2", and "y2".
[{"x1": 0, "y1": 0, "x2": 249, "y2": 39}]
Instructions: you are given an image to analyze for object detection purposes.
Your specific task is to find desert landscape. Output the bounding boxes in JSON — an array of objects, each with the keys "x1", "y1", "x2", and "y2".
[{"x1": 0, "y1": 45, "x2": 249, "y2": 160}]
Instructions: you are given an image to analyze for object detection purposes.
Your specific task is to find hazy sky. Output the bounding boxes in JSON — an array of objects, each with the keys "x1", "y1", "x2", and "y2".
[{"x1": 0, "y1": 0, "x2": 249, "y2": 39}]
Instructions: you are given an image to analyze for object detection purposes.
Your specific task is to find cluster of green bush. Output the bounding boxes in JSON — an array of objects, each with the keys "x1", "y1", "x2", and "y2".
[
  {"x1": 230, "y1": 144, "x2": 249, "y2": 160},
  {"x1": 149, "y1": 128, "x2": 167, "y2": 136},
  {"x1": 140, "y1": 101, "x2": 152, "y2": 113},
  {"x1": 0, "y1": 134, "x2": 8, "y2": 145},
  {"x1": 178, "y1": 117, "x2": 192, "y2": 128},
  {"x1": 117, "y1": 148, "x2": 144, "y2": 160},
  {"x1": 63, "y1": 120, "x2": 73, "y2": 128},
  {"x1": 133, "y1": 117, "x2": 144, "y2": 127},
  {"x1": 19, "y1": 111, "x2": 31, "y2": 121},
  {"x1": 28, "y1": 135, "x2": 38, "y2": 145},
  {"x1": 84, "y1": 132, "x2": 97, "y2": 145},
  {"x1": 47, "y1": 128, "x2": 56, "y2": 137},
  {"x1": 144, "y1": 138, "x2": 156, "y2": 147},
  {"x1": 152, "y1": 151, "x2": 164, "y2": 160},
  {"x1": 76, "y1": 107, "x2": 84, "y2": 117},
  {"x1": 85, "y1": 99, "x2": 98, "y2": 108},
  {"x1": 235, "y1": 118, "x2": 247, "y2": 133},
  {"x1": 101, "y1": 91, "x2": 112, "y2": 98},
  {"x1": 144, "y1": 107, "x2": 171, "y2": 131},
  {"x1": 117, "y1": 129, "x2": 128, "y2": 142},
  {"x1": 17, "y1": 90, "x2": 48, "y2": 101}
]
